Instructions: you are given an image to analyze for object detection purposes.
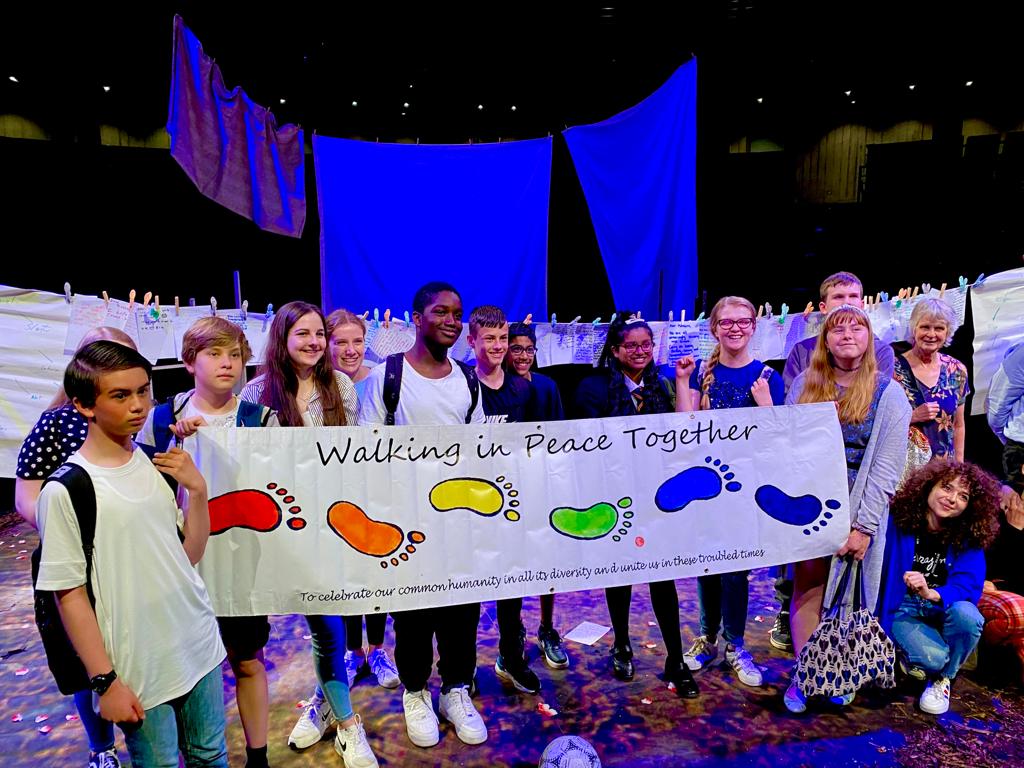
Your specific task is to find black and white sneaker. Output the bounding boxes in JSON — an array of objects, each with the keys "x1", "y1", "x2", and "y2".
[
  {"x1": 495, "y1": 654, "x2": 541, "y2": 694},
  {"x1": 89, "y1": 750, "x2": 121, "y2": 768},
  {"x1": 538, "y1": 626, "x2": 569, "y2": 669}
]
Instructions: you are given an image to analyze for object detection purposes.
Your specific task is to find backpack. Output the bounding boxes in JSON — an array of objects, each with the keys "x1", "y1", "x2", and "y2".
[
  {"x1": 31, "y1": 464, "x2": 97, "y2": 695},
  {"x1": 382, "y1": 352, "x2": 479, "y2": 425}
]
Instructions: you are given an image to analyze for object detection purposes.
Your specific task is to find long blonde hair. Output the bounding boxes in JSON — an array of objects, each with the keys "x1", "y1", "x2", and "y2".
[
  {"x1": 797, "y1": 305, "x2": 878, "y2": 424},
  {"x1": 47, "y1": 326, "x2": 138, "y2": 410},
  {"x1": 700, "y1": 296, "x2": 757, "y2": 410}
]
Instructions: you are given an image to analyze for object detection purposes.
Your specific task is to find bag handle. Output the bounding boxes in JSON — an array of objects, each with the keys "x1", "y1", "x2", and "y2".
[
  {"x1": 851, "y1": 559, "x2": 866, "y2": 613},
  {"x1": 824, "y1": 558, "x2": 854, "y2": 618}
]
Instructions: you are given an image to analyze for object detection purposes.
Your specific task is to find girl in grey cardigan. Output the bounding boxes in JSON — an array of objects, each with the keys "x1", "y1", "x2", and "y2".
[{"x1": 783, "y1": 305, "x2": 911, "y2": 713}]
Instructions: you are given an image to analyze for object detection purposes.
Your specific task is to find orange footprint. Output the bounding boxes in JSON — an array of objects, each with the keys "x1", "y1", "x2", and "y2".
[{"x1": 327, "y1": 501, "x2": 426, "y2": 568}]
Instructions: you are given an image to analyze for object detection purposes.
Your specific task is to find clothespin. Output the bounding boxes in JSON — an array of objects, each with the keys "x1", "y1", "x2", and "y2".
[
  {"x1": 128, "y1": 289, "x2": 136, "y2": 313},
  {"x1": 102, "y1": 290, "x2": 110, "y2": 306},
  {"x1": 757, "y1": 304, "x2": 764, "y2": 318},
  {"x1": 679, "y1": 310, "x2": 685, "y2": 322},
  {"x1": 404, "y1": 311, "x2": 411, "y2": 324},
  {"x1": 973, "y1": 273, "x2": 986, "y2": 288},
  {"x1": 152, "y1": 296, "x2": 161, "y2": 320},
  {"x1": 143, "y1": 291, "x2": 152, "y2": 310},
  {"x1": 778, "y1": 303, "x2": 789, "y2": 325},
  {"x1": 262, "y1": 304, "x2": 275, "y2": 332},
  {"x1": 939, "y1": 282, "x2": 947, "y2": 299},
  {"x1": 359, "y1": 310, "x2": 369, "y2": 319},
  {"x1": 383, "y1": 308, "x2": 391, "y2": 328},
  {"x1": 570, "y1": 315, "x2": 582, "y2": 324},
  {"x1": 523, "y1": 313, "x2": 533, "y2": 325},
  {"x1": 911, "y1": 286, "x2": 920, "y2": 298},
  {"x1": 210, "y1": 297, "x2": 218, "y2": 316},
  {"x1": 372, "y1": 308, "x2": 380, "y2": 328},
  {"x1": 174, "y1": 296, "x2": 180, "y2": 316},
  {"x1": 609, "y1": 313, "x2": 617, "y2": 325},
  {"x1": 592, "y1": 316, "x2": 602, "y2": 326},
  {"x1": 550, "y1": 313, "x2": 557, "y2": 325},
  {"x1": 874, "y1": 292, "x2": 881, "y2": 304},
  {"x1": 764, "y1": 302, "x2": 773, "y2": 318},
  {"x1": 865, "y1": 295, "x2": 873, "y2": 309},
  {"x1": 894, "y1": 289, "x2": 904, "y2": 309},
  {"x1": 802, "y1": 301, "x2": 814, "y2": 319},
  {"x1": 63, "y1": 282, "x2": 72, "y2": 304},
  {"x1": 958, "y1": 276, "x2": 969, "y2": 293},
  {"x1": 636, "y1": 310, "x2": 643, "y2": 319},
  {"x1": 667, "y1": 311, "x2": 673, "y2": 322},
  {"x1": 696, "y1": 312, "x2": 706, "y2": 322},
  {"x1": 240, "y1": 300, "x2": 248, "y2": 322},
  {"x1": 189, "y1": 298, "x2": 196, "y2": 307},
  {"x1": 921, "y1": 283, "x2": 931, "y2": 294}
]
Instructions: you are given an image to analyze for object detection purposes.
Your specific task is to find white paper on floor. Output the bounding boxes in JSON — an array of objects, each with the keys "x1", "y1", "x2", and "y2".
[{"x1": 563, "y1": 621, "x2": 611, "y2": 646}]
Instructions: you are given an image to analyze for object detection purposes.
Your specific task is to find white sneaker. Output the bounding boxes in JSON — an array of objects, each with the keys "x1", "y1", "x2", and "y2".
[
  {"x1": 344, "y1": 650, "x2": 367, "y2": 687},
  {"x1": 438, "y1": 686, "x2": 487, "y2": 745},
  {"x1": 288, "y1": 693, "x2": 334, "y2": 749},
  {"x1": 725, "y1": 644, "x2": 763, "y2": 687},
  {"x1": 369, "y1": 647, "x2": 400, "y2": 689},
  {"x1": 920, "y1": 676, "x2": 952, "y2": 715},
  {"x1": 829, "y1": 691, "x2": 856, "y2": 706},
  {"x1": 784, "y1": 679, "x2": 807, "y2": 714},
  {"x1": 402, "y1": 688, "x2": 440, "y2": 748},
  {"x1": 334, "y1": 714, "x2": 380, "y2": 768},
  {"x1": 683, "y1": 635, "x2": 719, "y2": 671}
]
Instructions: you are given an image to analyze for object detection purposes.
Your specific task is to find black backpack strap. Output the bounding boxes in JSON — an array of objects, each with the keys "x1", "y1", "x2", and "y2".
[
  {"x1": 454, "y1": 360, "x2": 480, "y2": 423},
  {"x1": 383, "y1": 353, "x2": 405, "y2": 426},
  {"x1": 41, "y1": 464, "x2": 97, "y2": 606}
]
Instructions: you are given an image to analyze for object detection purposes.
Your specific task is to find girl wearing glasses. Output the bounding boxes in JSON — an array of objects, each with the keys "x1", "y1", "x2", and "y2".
[
  {"x1": 572, "y1": 315, "x2": 700, "y2": 699},
  {"x1": 675, "y1": 296, "x2": 784, "y2": 689}
]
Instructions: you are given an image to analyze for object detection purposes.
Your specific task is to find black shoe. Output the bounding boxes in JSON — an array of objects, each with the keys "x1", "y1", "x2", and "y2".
[
  {"x1": 611, "y1": 643, "x2": 635, "y2": 681},
  {"x1": 665, "y1": 661, "x2": 700, "y2": 699},
  {"x1": 769, "y1": 612, "x2": 793, "y2": 652},
  {"x1": 495, "y1": 654, "x2": 541, "y2": 694}
]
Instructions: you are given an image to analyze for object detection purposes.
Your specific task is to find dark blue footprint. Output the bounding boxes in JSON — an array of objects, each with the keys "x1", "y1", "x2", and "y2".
[
  {"x1": 655, "y1": 456, "x2": 741, "y2": 513},
  {"x1": 755, "y1": 485, "x2": 841, "y2": 535}
]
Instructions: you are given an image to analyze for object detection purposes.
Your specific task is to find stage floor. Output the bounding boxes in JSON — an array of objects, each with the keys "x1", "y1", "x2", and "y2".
[{"x1": 2, "y1": 517, "x2": 1022, "y2": 768}]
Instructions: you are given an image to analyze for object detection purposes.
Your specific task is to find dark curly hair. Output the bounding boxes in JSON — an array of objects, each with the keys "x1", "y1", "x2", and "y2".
[{"x1": 890, "y1": 459, "x2": 1002, "y2": 551}]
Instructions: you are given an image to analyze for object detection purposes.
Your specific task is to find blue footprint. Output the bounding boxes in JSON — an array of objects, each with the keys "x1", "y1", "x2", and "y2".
[
  {"x1": 755, "y1": 485, "x2": 841, "y2": 535},
  {"x1": 655, "y1": 456, "x2": 741, "y2": 513}
]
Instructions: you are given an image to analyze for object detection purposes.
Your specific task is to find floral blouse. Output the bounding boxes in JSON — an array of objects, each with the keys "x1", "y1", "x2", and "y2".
[{"x1": 893, "y1": 353, "x2": 970, "y2": 458}]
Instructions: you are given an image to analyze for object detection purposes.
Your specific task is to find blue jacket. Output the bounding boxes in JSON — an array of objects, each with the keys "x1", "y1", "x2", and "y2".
[{"x1": 876, "y1": 514, "x2": 986, "y2": 635}]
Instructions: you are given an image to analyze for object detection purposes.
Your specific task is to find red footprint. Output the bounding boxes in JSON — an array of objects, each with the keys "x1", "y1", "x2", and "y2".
[{"x1": 209, "y1": 490, "x2": 283, "y2": 535}]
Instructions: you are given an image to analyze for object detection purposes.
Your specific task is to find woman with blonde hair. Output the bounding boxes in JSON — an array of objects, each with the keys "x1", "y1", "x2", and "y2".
[
  {"x1": 675, "y1": 296, "x2": 784, "y2": 688},
  {"x1": 783, "y1": 305, "x2": 910, "y2": 712}
]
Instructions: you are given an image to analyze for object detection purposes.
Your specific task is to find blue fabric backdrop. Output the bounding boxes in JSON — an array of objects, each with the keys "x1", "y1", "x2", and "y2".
[
  {"x1": 563, "y1": 59, "x2": 698, "y2": 317},
  {"x1": 315, "y1": 135, "x2": 552, "y2": 318}
]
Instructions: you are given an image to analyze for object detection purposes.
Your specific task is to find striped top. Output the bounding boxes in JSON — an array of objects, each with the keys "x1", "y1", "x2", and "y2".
[{"x1": 241, "y1": 370, "x2": 358, "y2": 426}]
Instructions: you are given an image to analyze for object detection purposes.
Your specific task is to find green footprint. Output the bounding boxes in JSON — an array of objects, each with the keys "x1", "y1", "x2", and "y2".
[{"x1": 549, "y1": 497, "x2": 634, "y2": 541}]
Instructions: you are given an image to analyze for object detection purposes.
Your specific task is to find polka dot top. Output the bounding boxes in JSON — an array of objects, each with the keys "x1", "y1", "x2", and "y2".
[{"x1": 15, "y1": 404, "x2": 89, "y2": 480}]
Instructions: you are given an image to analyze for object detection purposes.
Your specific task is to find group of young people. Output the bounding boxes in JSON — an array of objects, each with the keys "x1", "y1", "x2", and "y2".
[{"x1": 15, "y1": 271, "x2": 1023, "y2": 767}]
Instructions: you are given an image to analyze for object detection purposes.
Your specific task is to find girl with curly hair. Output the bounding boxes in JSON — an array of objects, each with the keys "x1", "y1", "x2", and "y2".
[{"x1": 878, "y1": 460, "x2": 1002, "y2": 715}]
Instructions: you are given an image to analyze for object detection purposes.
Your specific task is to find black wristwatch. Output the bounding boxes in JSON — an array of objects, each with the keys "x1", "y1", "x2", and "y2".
[{"x1": 89, "y1": 670, "x2": 118, "y2": 696}]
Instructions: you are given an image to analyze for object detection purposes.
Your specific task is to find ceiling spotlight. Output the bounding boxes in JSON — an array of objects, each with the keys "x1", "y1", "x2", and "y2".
[
  {"x1": 844, "y1": 90, "x2": 851, "y2": 96},
  {"x1": 477, "y1": 104, "x2": 484, "y2": 110},
  {"x1": 850, "y1": 99, "x2": 856, "y2": 104},
  {"x1": 8, "y1": 75, "x2": 17, "y2": 83},
  {"x1": 401, "y1": 112, "x2": 406, "y2": 116},
  {"x1": 409, "y1": 84, "x2": 414, "y2": 89},
  {"x1": 279, "y1": 98, "x2": 286, "y2": 104},
  {"x1": 351, "y1": 100, "x2": 358, "y2": 106},
  {"x1": 103, "y1": 85, "x2": 111, "y2": 92},
  {"x1": 756, "y1": 97, "x2": 763, "y2": 103},
  {"x1": 965, "y1": 80, "x2": 974, "y2": 87},
  {"x1": 908, "y1": 84, "x2": 916, "y2": 90},
  {"x1": 511, "y1": 105, "x2": 517, "y2": 111},
  {"x1": 403, "y1": 102, "x2": 409, "y2": 108}
]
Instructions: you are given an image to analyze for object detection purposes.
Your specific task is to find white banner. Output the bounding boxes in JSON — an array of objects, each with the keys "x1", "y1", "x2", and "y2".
[
  {"x1": 192, "y1": 403, "x2": 851, "y2": 616},
  {"x1": 971, "y1": 268, "x2": 1024, "y2": 416}
]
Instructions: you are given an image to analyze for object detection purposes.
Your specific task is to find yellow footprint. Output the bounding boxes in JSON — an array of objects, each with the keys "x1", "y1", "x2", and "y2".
[{"x1": 429, "y1": 476, "x2": 521, "y2": 522}]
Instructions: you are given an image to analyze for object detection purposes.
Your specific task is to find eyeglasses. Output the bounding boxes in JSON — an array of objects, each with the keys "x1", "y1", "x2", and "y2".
[
  {"x1": 716, "y1": 318, "x2": 754, "y2": 330},
  {"x1": 509, "y1": 345, "x2": 536, "y2": 356},
  {"x1": 619, "y1": 341, "x2": 654, "y2": 353}
]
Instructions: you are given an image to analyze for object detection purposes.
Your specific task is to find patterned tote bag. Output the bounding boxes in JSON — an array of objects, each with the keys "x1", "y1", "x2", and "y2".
[{"x1": 794, "y1": 559, "x2": 897, "y2": 697}]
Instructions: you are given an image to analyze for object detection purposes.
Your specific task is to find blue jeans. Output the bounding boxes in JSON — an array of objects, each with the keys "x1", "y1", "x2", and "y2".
[
  {"x1": 891, "y1": 596, "x2": 983, "y2": 679},
  {"x1": 306, "y1": 615, "x2": 354, "y2": 721},
  {"x1": 73, "y1": 689, "x2": 115, "y2": 753},
  {"x1": 121, "y1": 665, "x2": 227, "y2": 768},
  {"x1": 697, "y1": 571, "x2": 750, "y2": 645}
]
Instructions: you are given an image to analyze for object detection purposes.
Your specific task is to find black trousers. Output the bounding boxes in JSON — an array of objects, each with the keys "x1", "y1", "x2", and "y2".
[
  {"x1": 343, "y1": 613, "x2": 387, "y2": 651},
  {"x1": 393, "y1": 603, "x2": 481, "y2": 692},
  {"x1": 605, "y1": 581, "x2": 683, "y2": 664},
  {"x1": 1003, "y1": 439, "x2": 1024, "y2": 492}
]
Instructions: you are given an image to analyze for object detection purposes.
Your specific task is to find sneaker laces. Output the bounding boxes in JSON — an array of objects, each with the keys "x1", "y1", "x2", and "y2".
[
  {"x1": 370, "y1": 648, "x2": 397, "y2": 677},
  {"x1": 728, "y1": 646, "x2": 758, "y2": 675},
  {"x1": 405, "y1": 690, "x2": 434, "y2": 723},
  {"x1": 686, "y1": 635, "x2": 713, "y2": 657},
  {"x1": 303, "y1": 696, "x2": 329, "y2": 726},
  {"x1": 446, "y1": 687, "x2": 474, "y2": 719}
]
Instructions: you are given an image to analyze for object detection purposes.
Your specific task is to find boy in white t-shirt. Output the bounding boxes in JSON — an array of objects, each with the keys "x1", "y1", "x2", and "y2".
[
  {"x1": 35, "y1": 340, "x2": 227, "y2": 767},
  {"x1": 135, "y1": 316, "x2": 275, "y2": 768}
]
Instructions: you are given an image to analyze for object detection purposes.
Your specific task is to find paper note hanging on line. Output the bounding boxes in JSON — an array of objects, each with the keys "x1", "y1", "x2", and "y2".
[
  {"x1": 562, "y1": 622, "x2": 611, "y2": 646},
  {"x1": 970, "y1": 267, "x2": 1024, "y2": 416},
  {"x1": 101, "y1": 298, "x2": 141, "y2": 350},
  {"x1": 63, "y1": 295, "x2": 109, "y2": 354},
  {"x1": 135, "y1": 308, "x2": 177, "y2": 363},
  {"x1": 216, "y1": 310, "x2": 270, "y2": 366}
]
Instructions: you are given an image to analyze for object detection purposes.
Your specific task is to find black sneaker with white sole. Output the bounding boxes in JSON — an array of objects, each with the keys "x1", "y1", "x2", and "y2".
[{"x1": 494, "y1": 654, "x2": 541, "y2": 694}]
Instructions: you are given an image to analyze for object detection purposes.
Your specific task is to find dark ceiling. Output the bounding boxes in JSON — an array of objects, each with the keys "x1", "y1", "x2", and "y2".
[{"x1": 1, "y1": 2, "x2": 1019, "y2": 146}]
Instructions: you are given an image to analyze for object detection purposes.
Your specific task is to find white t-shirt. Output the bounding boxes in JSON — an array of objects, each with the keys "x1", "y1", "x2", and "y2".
[
  {"x1": 359, "y1": 357, "x2": 486, "y2": 427},
  {"x1": 35, "y1": 450, "x2": 225, "y2": 710}
]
